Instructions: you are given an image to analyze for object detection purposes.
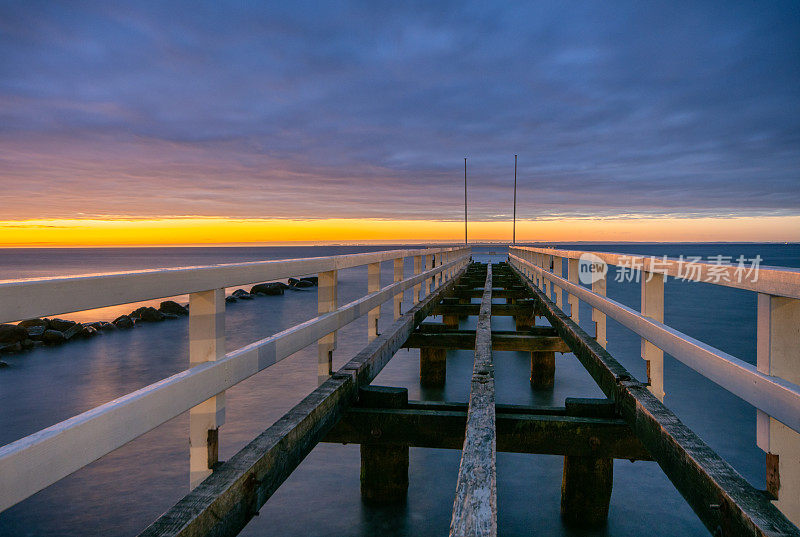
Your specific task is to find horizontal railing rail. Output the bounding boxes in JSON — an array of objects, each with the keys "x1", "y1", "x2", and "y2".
[{"x1": 0, "y1": 246, "x2": 471, "y2": 512}]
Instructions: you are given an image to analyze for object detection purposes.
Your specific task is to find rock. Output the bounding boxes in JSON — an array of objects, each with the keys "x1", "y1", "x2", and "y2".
[
  {"x1": 288, "y1": 277, "x2": 314, "y2": 288},
  {"x1": 63, "y1": 323, "x2": 83, "y2": 340},
  {"x1": 80, "y1": 326, "x2": 98, "y2": 338},
  {"x1": 130, "y1": 307, "x2": 165, "y2": 322},
  {"x1": 232, "y1": 289, "x2": 253, "y2": 300},
  {"x1": 0, "y1": 323, "x2": 29, "y2": 344},
  {"x1": 159, "y1": 300, "x2": 188, "y2": 316},
  {"x1": 0, "y1": 341, "x2": 22, "y2": 354},
  {"x1": 18, "y1": 318, "x2": 47, "y2": 329},
  {"x1": 25, "y1": 325, "x2": 46, "y2": 340},
  {"x1": 99, "y1": 321, "x2": 117, "y2": 331},
  {"x1": 113, "y1": 315, "x2": 134, "y2": 329},
  {"x1": 43, "y1": 330, "x2": 67, "y2": 344},
  {"x1": 21, "y1": 338, "x2": 34, "y2": 349},
  {"x1": 0, "y1": 361, "x2": 8, "y2": 368},
  {"x1": 250, "y1": 282, "x2": 287, "y2": 296},
  {"x1": 85, "y1": 321, "x2": 103, "y2": 330},
  {"x1": 300, "y1": 276, "x2": 318, "y2": 286},
  {"x1": 225, "y1": 296, "x2": 238, "y2": 304},
  {"x1": 162, "y1": 312, "x2": 179, "y2": 320},
  {"x1": 49, "y1": 318, "x2": 77, "y2": 332}
]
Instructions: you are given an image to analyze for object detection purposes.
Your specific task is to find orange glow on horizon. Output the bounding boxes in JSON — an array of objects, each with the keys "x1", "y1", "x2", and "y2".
[{"x1": 0, "y1": 216, "x2": 798, "y2": 247}]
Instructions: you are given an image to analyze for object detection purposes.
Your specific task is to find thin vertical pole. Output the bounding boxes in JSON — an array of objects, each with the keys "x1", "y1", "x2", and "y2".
[
  {"x1": 464, "y1": 157, "x2": 468, "y2": 245},
  {"x1": 513, "y1": 154, "x2": 517, "y2": 245}
]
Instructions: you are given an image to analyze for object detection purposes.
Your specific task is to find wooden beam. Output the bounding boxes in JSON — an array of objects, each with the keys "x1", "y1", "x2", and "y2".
[
  {"x1": 450, "y1": 264, "x2": 497, "y2": 537},
  {"x1": 446, "y1": 288, "x2": 531, "y2": 299},
  {"x1": 137, "y1": 264, "x2": 469, "y2": 537},
  {"x1": 509, "y1": 263, "x2": 800, "y2": 537},
  {"x1": 404, "y1": 331, "x2": 569, "y2": 352},
  {"x1": 433, "y1": 302, "x2": 536, "y2": 317}
]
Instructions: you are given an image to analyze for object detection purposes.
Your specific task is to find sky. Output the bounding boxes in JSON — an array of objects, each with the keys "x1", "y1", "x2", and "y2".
[{"x1": 0, "y1": 1, "x2": 798, "y2": 245}]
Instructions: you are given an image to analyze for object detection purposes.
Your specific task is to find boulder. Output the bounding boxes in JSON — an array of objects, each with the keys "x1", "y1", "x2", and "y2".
[
  {"x1": 162, "y1": 313, "x2": 179, "y2": 320},
  {"x1": 288, "y1": 278, "x2": 314, "y2": 288},
  {"x1": 49, "y1": 318, "x2": 77, "y2": 332},
  {"x1": 0, "y1": 323, "x2": 29, "y2": 344},
  {"x1": 232, "y1": 289, "x2": 253, "y2": 300},
  {"x1": 159, "y1": 300, "x2": 188, "y2": 316},
  {"x1": 0, "y1": 361, "x2": 8, "y2": 368},
  {"x1": 225, "y1": 296, "x2": 237, "y2": 304},
  {"x1": 99, "y1": 321, "x2": 117, "y2": 331},
  {"x1": 0, "y1": 341, "x2": 22, "y2": 354},
  {"x1": 85, "y1": 321, "x2": 103, "y2": 330},
  {"x1": 250, "y1": 282, "x2": 287, "y2": 296},
  {"x1": 21, "y1": 338, "x2": 35, "y2": 349},
  {"x1": 42, "y1": 330, "x2": 67, "y2": 344},
  {"x1": 80, "y1": 326, "x2": 98, "y2": 338},
  {"x1": 63, "y1": 323, "x2": 83, "y2": 341},
  {"x1": 25, "y1": 325, "x2": 46, "y2": 340},
  {"x1": 18, "y1": 318, "x2": 47, "y2": 329},
  {"x1": 113, "y1": 315, "x2": 135, "y2": 329},
  {"x1": 130, "y1": 307, "x2": 165, "y2": 322},
  {"x1": 300, "y1": 276, "x2": 318, "y2": 286}
]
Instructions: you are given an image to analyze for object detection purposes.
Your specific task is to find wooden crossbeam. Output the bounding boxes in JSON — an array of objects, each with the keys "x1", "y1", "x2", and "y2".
[
  {"x1": 446, "y1": 288, "x2": 531, "y2": 299},
  {"x1": 323, "y1": 404, "x2": 651, "y2": 460},
  {"x1": 450, "y1": 264, "x2": 497, "y2": 537},
  {"x1": 403, "y1": 331, "x2": 570, "y2": 352},
  {"x1": 137, "y1": 264, "x2": 468, "y2": 537},
  {"x1": 432, "y1": 302, "x2": 535, "y2": 316},
  {"x1": 509, "y1": 263, "x2": 800, "y2": 537}
]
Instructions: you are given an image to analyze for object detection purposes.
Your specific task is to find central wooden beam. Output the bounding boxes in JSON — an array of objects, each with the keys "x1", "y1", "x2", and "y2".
[{"x1": 450, "y1": 264, "x2": 497, "y2": 537}]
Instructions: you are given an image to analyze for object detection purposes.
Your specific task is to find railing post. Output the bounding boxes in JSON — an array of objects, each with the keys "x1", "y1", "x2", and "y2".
[
  {"x1": 567, "y1": 258, "x2": 580, "y2": 323},
  {"x1": 553, "y1": 256, "x2": 563, "y2": 307},
  {"x1": 425, "y1": 254, "x2": 433, "y2": 296},
  {"x1": 393, "y1": 257, "x2": 403, "y2": 320},
  {"x1": 188, "y1": 288, "x2": 226, "y2": 490},
  {"x1": 317, "y1": 270, "x2": 338, "y2": 385},
  {"x1": 368, "y1": 262, "x2": 381, "y2": 342},
  {"x1": 641, "y1": 270, "x2": 665, "y2": 401},
  {"x1": 413, "y1": 255, "x2": 422, "y2": 304},
  {"x1": 592, "y1": 271, "x2": 608, "y2": 349},
  {"x1": 757, "y1": 293, "x2": 800, "y2": 524},
  {"x1": 543, "y1": 253, "x2": 551, "y2": 296}
]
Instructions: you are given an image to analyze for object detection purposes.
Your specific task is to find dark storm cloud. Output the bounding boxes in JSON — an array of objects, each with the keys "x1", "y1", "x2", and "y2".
[{"x1": 0, "y1": 0, "x2": 798, "y2": 220}]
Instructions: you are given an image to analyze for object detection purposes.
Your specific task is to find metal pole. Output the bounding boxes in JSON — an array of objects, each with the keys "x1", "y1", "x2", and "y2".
[
  {"x1": 513, "y1": 154, "x2": 517, "y2": 245},
  {"x1": 464, "y1": 157, "x2": 468, "y2": 245}
]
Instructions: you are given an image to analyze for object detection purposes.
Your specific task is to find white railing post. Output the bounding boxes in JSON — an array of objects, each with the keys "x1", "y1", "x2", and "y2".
[
  {"x1": 425, "y1": 254, "x2": 433, "y2": 296},
  {"x1": 592, "y1": 271, "x2": 608, "y2": 349},
  {"x1": 567, "y1": 258, "x2": 580, "y2": 322},
  {"x1": 413, "y1": 255, "x2": 422, "y2": 304},
  {"x1": 367, "y1": 262, "x2": 381, "y2": 342},
  {"x1": 393, "y1": 257, "x2": 404, "y2": 320},
  {"x1": 188, "y1": 288, "x2": 226, "y2": 490},
  {"x1": 553, "y1": 256, "x2": 563, "y2": 307},
  {"x1": 641, "y1": 270, "x2": 665, "y2": 401},
  {"x1": 543, "y1": 254, "x2": 551, "y2": 296},
  {"x1": 757, "y1": 293, "x2": 800, "y2": 524},
  {"x1": 317, "y1": 270, "x2": 338, "y2": 385}
]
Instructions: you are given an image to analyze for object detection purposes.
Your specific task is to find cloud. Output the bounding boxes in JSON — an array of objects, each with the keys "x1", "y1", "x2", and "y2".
[{"x1": 0, "y1": 0, "x2": 798, "y2": 222}]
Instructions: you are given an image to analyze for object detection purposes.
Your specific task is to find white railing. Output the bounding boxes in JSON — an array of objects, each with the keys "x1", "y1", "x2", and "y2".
[
  {"x1": 509, "y1": 245, "x2": 800, "y2": 522},
  {"x1": 0, "y1": 246, "x2": 471, "y2": 512}
]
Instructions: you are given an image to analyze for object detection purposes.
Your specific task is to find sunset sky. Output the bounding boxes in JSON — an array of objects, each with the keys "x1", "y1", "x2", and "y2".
[{"x1": 1, "y1": 2, "x2": 798, "y2": 245}]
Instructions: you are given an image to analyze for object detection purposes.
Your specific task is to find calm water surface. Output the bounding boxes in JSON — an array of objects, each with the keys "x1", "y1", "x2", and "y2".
[{"x1": 0, "y1": 243, "x2": 797, "y2": 536}]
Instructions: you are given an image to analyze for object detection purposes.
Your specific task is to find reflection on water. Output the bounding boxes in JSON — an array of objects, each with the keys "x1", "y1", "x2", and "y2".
[{"x1": 0, "y1": 244, "x2": 797, "y2": 536}]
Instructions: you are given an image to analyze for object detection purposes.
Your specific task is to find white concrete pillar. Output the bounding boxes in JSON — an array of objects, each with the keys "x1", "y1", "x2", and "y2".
[
  {"x1": 413, "y1": 255, "x2": 422, "y2": 304},
  {"x1": 317, "y1": 270, "x2": 337, "y2": 385},
  {"x1": 592, "y1": 273, "x2": 608, "y2": 349},
  {"x1": 189, "y1": 288, "x2": 226, "y2": 489},
  {"x1": 567, "y1": 258, "x2": 580, "y2": 323},
  {"x1": 641, "y1": 272, "x2": 665, "y2": 401},
  {"x1": 367, "y1": 262, "x2": 380, "y2": 342},
  {"x1": 393, "y1": 257, "x2": 403, "y2": 321},
  {"x1": 757, "y1": 293, "x2": 800, "y2": 525}
]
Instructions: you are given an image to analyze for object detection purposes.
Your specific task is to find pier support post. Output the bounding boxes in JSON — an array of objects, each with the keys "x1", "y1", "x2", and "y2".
[
  {"x1": 757, "y1": 294, "x2": 800, "y2": 525},
  {"x1": 530, "y1": 351, "x2": 555, "y2": 389},
  {"x1": 413, "y1": 255, "x2": 422, "y2": 304},
  {"x1": 641, "y1": 271, "x2": 665, "y2": 401},
  {"x1": 561, "y1": 455, "x2": 613, "y2": 527},
  {"x1": 188, "y1": 288, "x2": 226, "y2": 490},
  {"x1": 367, "y1": 262, "x2": 380, "y2": 342},
  {"x1": 360, "y1": 386, "x2": 409, "y2": 504},
  {"x1": 393, "y1": 257, "x2": 403, "y2": 320},
  {"x1": 317, "y1": 270, "x2": 337, "y2": 385},
  {"x1": 420, "y1": 347, "x2": 446, "y2": 387}
]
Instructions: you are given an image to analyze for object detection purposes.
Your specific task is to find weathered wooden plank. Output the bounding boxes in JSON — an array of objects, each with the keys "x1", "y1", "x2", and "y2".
[
  {"x1": 450, "y1": 264, "x2": 497, "y2": 537},
  {"x1": 323, "y1": 407, "x2": 651, "y2": 460},
  {"x1": 509, "y1": 263, "x2": 800, "y2": 537},
  {"x1": 404, "y1": 332, "x2": 569, "y2": 352},
  {"x1": 137, "y1": 264, "x2": 469, "y2": 537}
]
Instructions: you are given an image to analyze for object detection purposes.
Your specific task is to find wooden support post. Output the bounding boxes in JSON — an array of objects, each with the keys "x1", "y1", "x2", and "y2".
[
  {"x1": 561, "y1": 455, "x2": 613, "y2": 527},
  {"x1": 641, "y1": 272, "x2": 665, "y2": 401},
  {"x1": 592, "y1": 271, "x2": 608, "y2": 349},
  {"x1": 413, "y1": 255, "x2": 422, "y2": 304},
  {"x1": 543, "y1": 254, "x2": 550, "y2": 295},
  {"x1": 424, "y1": 254, "x2": 433, "y2": 297},
  {"x1": 757, "y1": 293, "x2": 800, "y2": 525},
  {"x1": 553, "y1": 256, "x2": 563, "y2": 308},
  {"x1": 567, "y1": 258, "x2": 579, "y2": 323},
  {"x1": 317, "y1": 270, "x2": 337, "y2": 385},
  {"x1": 443, "y1": 314, "x2": 459, "y2": 329},
  {"x1": 189, "y1": 288, "x2": 226, "y2": 490},
  {"x1": 530, "y1": 351, "x2": 555, "y2": 389},
  {"x1": 360, "y1": 386, "x2": 409, "y2": 504},
  {"x1": 420, "y1": 347, "x2": 446, "y2": 387},
  {"x1": 367, "y1": 262, "x2": 380, "y2": 342},
  {"x1": 393, "y1": 257, "x2": 403, "y2": 321}
]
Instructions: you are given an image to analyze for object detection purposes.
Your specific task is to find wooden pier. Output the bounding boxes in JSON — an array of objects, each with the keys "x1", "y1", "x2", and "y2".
[{"x1": 1, "y1": 247, "x2": 799, "y2": 536}]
